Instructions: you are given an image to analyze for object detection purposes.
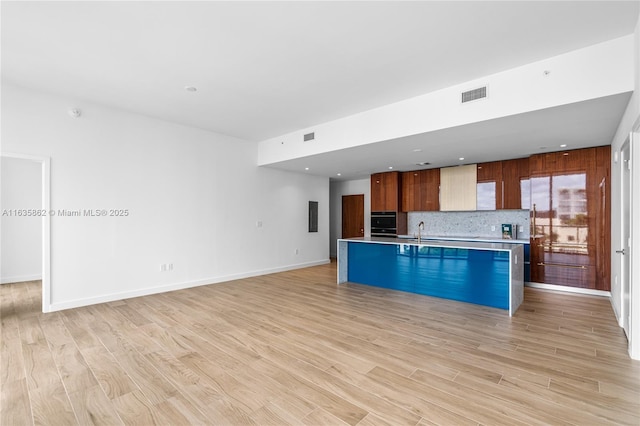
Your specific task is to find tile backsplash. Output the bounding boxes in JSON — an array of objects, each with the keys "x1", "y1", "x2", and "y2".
[{"x1": 408, "y1": 210, "x2": 530, "y2": 240}]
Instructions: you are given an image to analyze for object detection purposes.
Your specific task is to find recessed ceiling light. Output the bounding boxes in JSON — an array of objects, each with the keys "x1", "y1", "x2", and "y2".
[
  {"x1": 184, "y1": 86, "x2": 197, "y2": 92},
  {"x1": 413, "y1": 148, "x2": 422, "y2": 152},
  {"x1": 304, "y1": 167, "x2": 309, "y2": 171},
  {"x1": 336, "y1": 173, "x2": 341, "y2": 176},
  {"x1": 416, "y1": 162, "x2": 431, "y2": 166},
  {"x1": 459, "y1": 157, "x2": 465, "y2": 161},
  {"x1": 388, "y1": 166, "x2": 393, "y2": 170},
  {"x1": 560, "y1": 144, "x2": 567, "y2": 148}
]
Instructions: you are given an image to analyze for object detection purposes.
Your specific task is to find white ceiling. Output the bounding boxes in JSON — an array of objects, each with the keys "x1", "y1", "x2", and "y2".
[{"x1": 2, "y1": 1, "x2": 638, "y2": 180}]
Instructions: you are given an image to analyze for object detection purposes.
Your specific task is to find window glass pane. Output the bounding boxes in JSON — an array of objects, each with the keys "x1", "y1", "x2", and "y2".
[
  {"x1": 530, "y1": 176, "x2": 550, "y2": 238},
  {"x1": 553, "y1": 173, "x2": 587, "y2": 247},
  {"x1": 476, "y1": 182, "x2": 496, "y2": 210},
  {"x1": 520, "y1": 178, "x2": 530, "y2": 209}
]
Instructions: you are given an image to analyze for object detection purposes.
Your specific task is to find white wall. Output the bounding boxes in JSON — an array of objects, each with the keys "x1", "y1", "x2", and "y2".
[
  {"x1": 329, "y1": 178, "x2": 370, "y2": 257},
  {"x1": 1, "y1": 84, "x2": 329, "y2": 311},
  {"x1": 610, "y1": 10, "x2": 640, "y2": 359},
  {"x1": 1, "y1": 157, "x2": 42, "y2": 283},
  {"x1": 259, "y1": 36, "x2": 634, "y2": 165}
]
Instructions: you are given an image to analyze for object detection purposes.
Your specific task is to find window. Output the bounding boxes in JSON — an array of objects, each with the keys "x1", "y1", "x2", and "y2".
[{"x1": 477, "y1": 182, "x2": 496, "y2": 210}]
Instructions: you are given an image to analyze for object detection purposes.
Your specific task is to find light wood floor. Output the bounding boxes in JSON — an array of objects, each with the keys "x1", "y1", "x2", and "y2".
[{"x1": 2, "y1": 262, "x2": 639, "y2": 425}]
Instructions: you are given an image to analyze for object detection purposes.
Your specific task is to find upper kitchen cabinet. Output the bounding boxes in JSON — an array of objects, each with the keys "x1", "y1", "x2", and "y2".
[
  {"x1": 476, "y1": 161, "x2": 503, "y2": 210},
  {"x1": 401, "y1": 169, "x2": 440, "y2": 212},
  {"x1": 401, "y1": 171, "x2": 420, "y2": 212},
  {"x1": 440, "y1": 164, "x2": 477, "y2": 211},
  {"x1": 477, "y1": 159, "x2": 529, "y2": 210},
  {"x1": 502, "y1": 157, "x2": 531, "y2": 209},
  {"x1": 421, "y1": 169, "x2": 440, "y2": 211},
  {"x1": 529, "y1": 146, "x2": 610, "y2": 291},
  {"x1": 371, "y1": 171, "x2": 402, "y2": 212}
]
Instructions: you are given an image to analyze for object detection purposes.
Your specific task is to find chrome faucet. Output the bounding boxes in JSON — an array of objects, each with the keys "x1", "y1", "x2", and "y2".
[{"x1": 417, "y1": 221, "x2": 425, "y2": 243}]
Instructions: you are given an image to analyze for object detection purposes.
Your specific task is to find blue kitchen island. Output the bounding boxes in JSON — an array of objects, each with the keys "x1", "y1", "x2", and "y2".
[{"x1": 337, "y1": 237, "x2": 524, "y2": 316}]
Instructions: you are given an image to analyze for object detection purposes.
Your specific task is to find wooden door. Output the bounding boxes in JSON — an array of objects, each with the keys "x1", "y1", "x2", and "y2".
[{"x1": 342, "y1": 194, "x2": 364, "y2": 238}]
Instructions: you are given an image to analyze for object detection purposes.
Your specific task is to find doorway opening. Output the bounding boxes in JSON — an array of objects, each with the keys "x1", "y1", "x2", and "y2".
[{"x1": 0, "y1": 153, "x2": 51, "y2": 313}]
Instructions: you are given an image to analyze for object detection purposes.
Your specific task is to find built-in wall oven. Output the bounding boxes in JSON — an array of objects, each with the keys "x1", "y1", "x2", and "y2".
[{"x1": 371, "y1": 211, "x2": 398, "y2": 237}]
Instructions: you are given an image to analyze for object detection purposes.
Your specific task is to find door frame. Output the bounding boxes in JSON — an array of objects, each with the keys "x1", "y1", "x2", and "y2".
[
  {"x1": 1, "y1": 152, "x2": 52, "y2": 313},
  {"x1": 620, "y1": 136, "x2": 631, "y2": 337},
  {"x1": 630, "y1": 125, "x2": 640, "y2": 360}
]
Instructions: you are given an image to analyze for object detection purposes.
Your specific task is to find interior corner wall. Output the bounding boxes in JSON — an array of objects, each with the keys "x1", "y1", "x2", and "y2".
[
  {"x1": 1, "y1": 84, "x2": 329, "y2": 311},
  {"x1": 329, "y1": 178, "x2": 370, "y2": 257},
  {"x1": 1, "y1": 157, "x2": 43, "y2": 283}
]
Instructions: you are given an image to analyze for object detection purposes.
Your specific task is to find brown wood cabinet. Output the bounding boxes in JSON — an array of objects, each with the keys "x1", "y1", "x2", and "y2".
[
  {"x1": 342, "y1": 195, "x2": 364, "y2": 239},
  {"x1": 529, "y1": 146, "x2": 610, "y2": 291},
  {"x1": 371, "y1": 171, "x2": 401, "y2": 212},
  {"x1": 502, "y1": 158, "x2": 530, "y2": 209},
  {"x1": 401, "y1": 169, "x2": 439, "y2": 212},
  {"x1": 476, "y1": 161, "x2": 503, "y2": 210},
  {"x1": 476, "y1": 159, "x2": 529, "y2": 210},
  {"x1": 400, "y1": 171, "x2": 419, "y2": 212}
]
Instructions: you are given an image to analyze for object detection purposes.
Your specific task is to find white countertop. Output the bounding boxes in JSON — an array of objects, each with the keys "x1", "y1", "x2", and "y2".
[
  {"x1": 339, "y1": 236, "x2": 523, "y2": 251},
  {"x1": 397, "y1": 235, "x2": 530, "y2": 244}
]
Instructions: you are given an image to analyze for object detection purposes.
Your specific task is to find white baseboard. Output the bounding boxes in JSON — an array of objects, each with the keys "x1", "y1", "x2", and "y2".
[
  {"x1": 525, "y1": 281, "x2": 611, "y2": 298},
  {"x1": 1, "y1": 274, "x2": 42, "y2": 284},
  {"x1": 47, "y1": 259, "x2": 331, "y2": 312}
]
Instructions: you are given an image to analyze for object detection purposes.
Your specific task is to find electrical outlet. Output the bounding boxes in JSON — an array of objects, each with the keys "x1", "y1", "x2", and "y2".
[
  {"x1": 256, "y1": 221, "x2": 263, "y2": 228},
  {"x1": 168, "y1": 263, "x2": 173, "y2": 271},
  {"x1": 491, "y1": 225, "x2": 496, "y2": 232},
  {"x1": 295, "y1": 248, "x2": 299, "y2": 255}
]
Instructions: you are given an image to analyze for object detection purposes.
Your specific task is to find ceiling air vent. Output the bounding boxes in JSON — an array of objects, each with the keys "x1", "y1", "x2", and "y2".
[
  {"x1": 461, "y1": 86, "x2": 487, "y2": 103},
  {"x1": 303, "y1": 132, "x2": 315, "y2": 142}
]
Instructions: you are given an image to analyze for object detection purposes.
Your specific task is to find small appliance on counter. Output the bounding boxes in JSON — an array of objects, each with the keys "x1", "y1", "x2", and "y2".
[{"x1": 502, "y1": 224, "x2": 517, "y2": 239}]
